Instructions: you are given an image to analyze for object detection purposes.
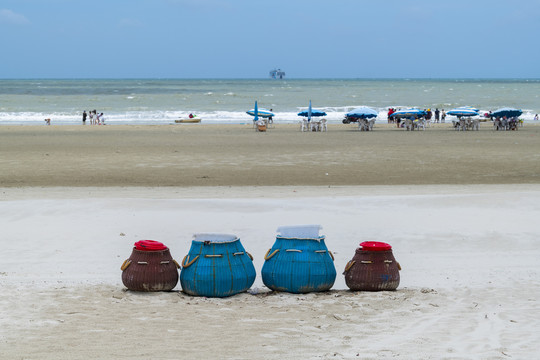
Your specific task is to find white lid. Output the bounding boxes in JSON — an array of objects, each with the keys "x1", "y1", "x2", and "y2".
[
  {"x1": 193, "y1": 233, "x2": 238, "y2": 243},
  {"x1": 276, "y1": 225, "x2": 322, "y2": 239}
]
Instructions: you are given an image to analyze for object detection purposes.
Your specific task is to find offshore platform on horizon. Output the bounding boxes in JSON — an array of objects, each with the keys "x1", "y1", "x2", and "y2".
[{"x1": 269, "y1": 68, "x2": 285, "y2": 79}]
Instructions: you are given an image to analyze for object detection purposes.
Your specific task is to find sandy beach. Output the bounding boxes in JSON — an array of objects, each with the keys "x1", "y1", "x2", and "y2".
[
  {"x1": 1, "y1": 123, "x2": 540, "y2": 359},
  {"x1": 1, "y1": 123, "x2": 540, "y2": 187}
]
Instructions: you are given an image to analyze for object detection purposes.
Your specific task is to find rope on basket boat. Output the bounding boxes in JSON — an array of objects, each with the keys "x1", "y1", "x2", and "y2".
[
  {"x1": 233, "y1": 251, "x2": 253, "y2": 261},
  {"x1": 182, "y1": 255, "x2": 199, "y2": 268},
  {"x1": 344, "y1": 260, "x2": 355, "y2": 273},
  {"x1": 264, "y1": 249, "x2": 279, "y2": 260},
  {"x1": 173, "y1": 259, "x2": 181, "y2": 269},
  {"x1": 233, "y1": 251, "x2": 254, "y2": 261},
  {"x1": 315, "y1": 249, "x2": 334, "y2": 261},
  {"x1": 120, "y1": 259, "x2": 132, "y2": 271}
]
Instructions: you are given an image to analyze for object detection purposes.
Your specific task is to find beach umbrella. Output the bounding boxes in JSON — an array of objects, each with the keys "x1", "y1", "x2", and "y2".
[
  {"x1": 491, "y1": 107, "x2": 523, "y2": 118},
  {"x1": 447, "y1": 108, "x2": 479, "y2": 117},
  {"x1": 389, "y1": 109, "x2": 427, "y2": 119},
  {"x1": 246, "y1": 103, "x2": 274, "y2": 118},
  {"x1": 297, "y1": 109, "x2": 327, "y2": 117},
  {"x1": 253, "y1": 101, "x2": 258, "y2": 122},
  {"x1": 456, "y1": 106, "x2": 479, "y2": 112},
  {"x1": 297, "y1": 101, "x2": 327, "y2": 119},
  {"x1": 346, "y1": 107, "x2": 378, "y2": 119}
]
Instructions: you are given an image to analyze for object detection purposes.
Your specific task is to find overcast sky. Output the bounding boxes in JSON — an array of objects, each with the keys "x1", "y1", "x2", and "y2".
[{"x1": 1, "y1": 0, "x2": 539, "y2": 79}]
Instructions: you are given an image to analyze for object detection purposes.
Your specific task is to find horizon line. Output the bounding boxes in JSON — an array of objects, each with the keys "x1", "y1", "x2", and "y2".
[{"x1": 1, "y1": 77, "x2": 540, "y2": 81}]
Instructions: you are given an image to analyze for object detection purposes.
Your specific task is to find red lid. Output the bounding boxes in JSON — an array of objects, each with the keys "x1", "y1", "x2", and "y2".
[
  {"x1": 134, "y1": 240, "x2": 168, "y2": 251},
  {"x1": 360, "y1": 241, "x2": 392, "y2": 251}
]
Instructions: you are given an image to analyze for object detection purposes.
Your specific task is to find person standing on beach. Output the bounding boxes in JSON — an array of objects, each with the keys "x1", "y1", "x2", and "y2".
[
  {"x1": 441, "y1": 109, "x2": 446, "y2": 123},
  {"x1": 535, "y1": 114, "x2": 539, "y2": 121},
  {"x1": 387, "y1": 108, "x2": 395, "y2": 123},
  {"x1": 434, "y1": 108, "x2": 440, "y2": 123},
  {"x1": 82, "y1": 110, "x2": 87, "y2": 125}
]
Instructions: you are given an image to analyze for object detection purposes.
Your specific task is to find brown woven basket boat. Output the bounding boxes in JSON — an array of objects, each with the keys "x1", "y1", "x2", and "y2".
[
  {"x1": 343, "y1": 241, "x2": 400, "y2": 291},
  {"x1": 121, "y1": 241, "x2": 180, "y2": 291}
]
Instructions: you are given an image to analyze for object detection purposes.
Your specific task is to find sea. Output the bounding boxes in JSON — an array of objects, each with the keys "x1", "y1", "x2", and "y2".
[{"x1": 0, "y1": 79, "x2": 539, "y2": 125}]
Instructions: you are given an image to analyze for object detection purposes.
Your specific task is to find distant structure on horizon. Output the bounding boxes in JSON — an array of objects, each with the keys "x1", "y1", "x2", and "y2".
[{"x1": 269, "y1": 68, "x2": 285, "y2": 79}]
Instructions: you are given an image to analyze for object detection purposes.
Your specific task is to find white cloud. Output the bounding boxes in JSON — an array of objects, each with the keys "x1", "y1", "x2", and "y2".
[{"x1": 0, "y1": 9, "x2": 30, "y2": 25}]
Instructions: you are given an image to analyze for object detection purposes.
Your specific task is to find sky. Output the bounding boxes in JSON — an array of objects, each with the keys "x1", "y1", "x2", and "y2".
[{"x1": 1, "y1": 0, "x2": 539, "y2": 79}]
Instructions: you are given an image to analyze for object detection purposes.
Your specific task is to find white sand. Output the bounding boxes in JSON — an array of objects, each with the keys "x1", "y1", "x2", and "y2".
[{"x1": 1, "y1": 185, "x2": 539, "y2": 359}]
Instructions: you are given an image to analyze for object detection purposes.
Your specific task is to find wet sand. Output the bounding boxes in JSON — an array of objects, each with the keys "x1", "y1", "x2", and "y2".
[{"x1": 1, "y1": 123, "x2": 539, "y2": 187}]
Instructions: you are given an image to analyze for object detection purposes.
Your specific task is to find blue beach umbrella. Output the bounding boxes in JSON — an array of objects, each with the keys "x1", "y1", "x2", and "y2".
[
  {"x1": 447, "y1": 108, "x2": 479, "y2": 117},
  {"x1": 491, "y1": 107, "x2": 523, "y2": 118},
  {"x1": 297, "y1": 109, "x2": 327, "y2": 118},
  {"x1": 389, "y1": 108, "x2": 427, "y2": 119},
  {"x1": 346, "y1": 107, "x2": 378, "y2": 119},
  {"x1": 456, "y1": 106, "x2": 479, "y2": 112},
  {"x1": 298, "y1": 101, "x2": 327, "y2": 119},
  {"x1": 247, "y1": 103, "x2": 274, "y2": 118}
]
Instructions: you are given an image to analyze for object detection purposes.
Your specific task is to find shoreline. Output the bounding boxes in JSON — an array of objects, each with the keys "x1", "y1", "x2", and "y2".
[{"x1": 1, "y1": 118, "x2": 539, "y2": 126}]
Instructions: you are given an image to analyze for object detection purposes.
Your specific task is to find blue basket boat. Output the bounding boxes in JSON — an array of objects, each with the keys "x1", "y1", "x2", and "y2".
[
  {"x1": 261, "y1": 225, "x2": 336, "y2": 294},
  {"x1": 179, "y1": 233, "x2": 256, "y2": 298}
]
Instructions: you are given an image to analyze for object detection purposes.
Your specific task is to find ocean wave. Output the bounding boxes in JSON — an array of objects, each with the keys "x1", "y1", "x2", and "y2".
[{"x1": 1, "y1": 108, "x2": 538, "y2": 125}]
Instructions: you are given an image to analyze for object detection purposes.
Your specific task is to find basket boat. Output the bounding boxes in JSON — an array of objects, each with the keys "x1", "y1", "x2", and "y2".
[
  {"x1": 261, "y1": 225, "x2": 336, "y2": 293},
  {"x1": 343, "y1": 241, "x2": 401, "y2": 291},
  {"x1": 180, "y1": 234, "x2": 256, "y2": 297},
  {"x1": 121, "y1": 240, "x2": 180, "y2": 292}
]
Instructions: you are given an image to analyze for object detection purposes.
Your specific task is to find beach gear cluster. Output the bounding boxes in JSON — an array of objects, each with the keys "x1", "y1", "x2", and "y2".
[{"x1": 121, "y1": 226, "x2": 401, "y2": 297}]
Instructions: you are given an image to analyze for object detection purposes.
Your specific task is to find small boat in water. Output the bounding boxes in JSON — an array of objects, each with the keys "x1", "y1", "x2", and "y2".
[{"x1": 175, "y1": 118, "x2": 201, "y2": 123}]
